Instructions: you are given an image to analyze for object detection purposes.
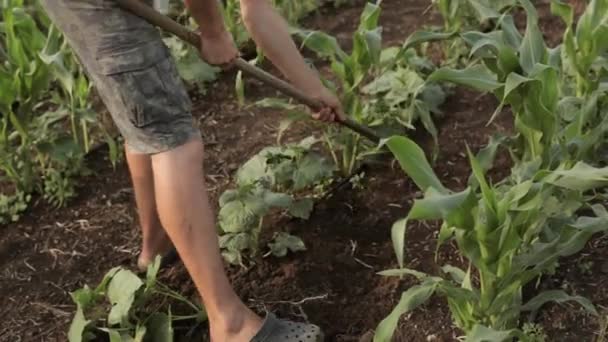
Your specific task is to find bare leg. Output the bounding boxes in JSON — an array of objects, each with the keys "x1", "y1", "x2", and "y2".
[
  {"x1": 125, "y1": 145, "x2": 173, "y2": 271},
  {"x1": 150, "y1": 138, "x2": 262, "y2": 342}
]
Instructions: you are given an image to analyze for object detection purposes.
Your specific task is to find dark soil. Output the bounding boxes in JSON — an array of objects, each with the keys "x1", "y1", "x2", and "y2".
[{"x1": 1, "y1": 1, "x2": 604, "y2": 342}]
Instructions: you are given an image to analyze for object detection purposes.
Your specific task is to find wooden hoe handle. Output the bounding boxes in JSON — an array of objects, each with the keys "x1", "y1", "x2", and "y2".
[{"x1": 115, "y1": 0, "x2": 382, "y2": 143}]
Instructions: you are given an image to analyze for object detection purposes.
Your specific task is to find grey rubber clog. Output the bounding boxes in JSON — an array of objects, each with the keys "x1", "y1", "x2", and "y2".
[{"x1": 251, "y1": 313, "x2": 324, "y2": 342}]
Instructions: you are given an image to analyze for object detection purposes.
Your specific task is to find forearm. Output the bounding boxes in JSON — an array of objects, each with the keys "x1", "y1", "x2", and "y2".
[
  {"x1": 184, "y1": 0, "x2": 227, "y2": 37},
  {"x1": 240, "y1": 0, "x2": 324, "y2": 92}
]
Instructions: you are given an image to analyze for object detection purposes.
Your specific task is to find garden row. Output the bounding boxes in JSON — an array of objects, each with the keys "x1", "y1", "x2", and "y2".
[
  {"x1": 0, "y1": 0, "x2": 351, "y2": 224},
  {"x1": 66, "y1": 0, "x2": 608, "y2": 341}
]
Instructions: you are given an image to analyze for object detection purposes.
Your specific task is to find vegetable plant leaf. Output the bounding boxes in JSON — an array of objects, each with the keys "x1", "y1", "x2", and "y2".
[
  {"x1": 237, "y1": 153, "x2": 270, "y2": 186},
  {"x1": 146, "y1": 313, "x2": 174, "y2": 342},
  {"x1": 98, "y1": 328, "x2": 121, "y2": 342},
  {"x1": 134, "y1": 325, "x2": 147, "y2": 342},
  {"x1": 292, "y1": 154, "x2": 333, "y2": 191},
  {"x1": 67, "y1": 305, "x2": 92, "y2": 342},
  {"x1": 107, "y1": 269, "x2": 144, "y2": 326},
  {"x1": 288, "y1": 198, "x2": 314, "y2": 219},
  {"x1": 218, "y1": 194, "x2": 266, "y2": 234},
  {"x1": 262, "y1": 191, "x2": 292, "y2": 208},
  {"x1": 145, "y1": 256, "x2": 161, "y2": 293},
  {"x1": 268, "y1": 232, "x2": 306, "y2": 257}
]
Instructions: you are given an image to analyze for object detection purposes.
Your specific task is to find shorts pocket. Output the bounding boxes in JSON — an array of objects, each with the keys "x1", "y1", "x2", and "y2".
[{"x1": 112, "y1": 57, "x2": 192, "y2": 128}]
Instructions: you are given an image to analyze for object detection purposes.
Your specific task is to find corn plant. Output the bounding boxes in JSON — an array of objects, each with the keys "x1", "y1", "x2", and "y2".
[
  {"x1": 220, "y1": 0, "x2": 319, "y2": 48},
  {"x1": 431, "y1": 0, "x2": 517, "y2": 68},
  {"x1": 374, "y1": 136, "x2": 606, "y2": 341},
  {"x1": 423, "y1": 2, "x2": 608, "y2": 203},
  {"x1": 38, "y1": 24, "x2": 94, "y2": 151},
  {"x1": 218, "y1": 137, "x2": 333, "y2": 266},
  {"x1": 0, "y1": 1, "x2": 117, "y2": 217},
  {"x1": 551, "y1": 0, "x2": 608, "y2": 96},
  {"x1": 1, "y1": 0, "x2": 51, "y2": 158},
  {"x1": 68, "y1": 257, "x2": 206, "y2": 342},
  {"x1": 287, "y1": 2, "x2": 447, "y2": 175},
  {"x1": 426, "y1": 0, "x2": 608, "y2": 170},
  {"x1": 433, "y1": 0, "x2": 516, "y2": 32}
]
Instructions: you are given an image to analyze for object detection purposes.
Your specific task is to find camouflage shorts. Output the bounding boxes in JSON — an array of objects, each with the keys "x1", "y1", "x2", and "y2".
[{"x1": 41, "y1": 0, "x2": 201, "y2": 154}]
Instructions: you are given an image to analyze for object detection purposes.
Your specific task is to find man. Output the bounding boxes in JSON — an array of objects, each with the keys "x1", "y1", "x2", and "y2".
[{"x1": 40, "y1": 0, "x2": 343, "y2": 341}]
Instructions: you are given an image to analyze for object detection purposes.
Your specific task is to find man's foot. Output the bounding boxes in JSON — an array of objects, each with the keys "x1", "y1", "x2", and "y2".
[
  {"x1": 209, "y1": 305, "x2": 263, "y2": 342},
  {"x1": 209, "y1": 307, "x2": 324, "y2": 342},
  {"x1": 137, "y1": 227, "x2": 174, "y2": 272}
]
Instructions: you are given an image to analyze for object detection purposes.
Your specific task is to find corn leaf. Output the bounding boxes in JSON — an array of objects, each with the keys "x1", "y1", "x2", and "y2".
[
  {"x1": 358, "y1": 2, "x2": 381, "y2": 30},
  {"x1": 297, "y1": 30, "x2": 346, "y2": 61},
  {"x1": 402, "y1": 31, "x2": 457, "y2": 51},
  {"x1": 391, "y1": 218, "x2": 408, "y2": 269},
  {"x1": 466, "y1": 324, "x2": 521, "y2": 342},
  {"x1": 465, "y1": 31, "x2": 506, "y2": 58},
  {"x1": 373, "y1": 280, "x2": 439, "y2": 342},
  {"x1": 473, "y1": 134, "x2": 508, "y2": 174},
  {"x1": 503, "y1": 72, "x2": 532, "y2": 101},
  {"x1": 467, "y1": 0, "x2": 501, "y2": 22},
  {"x1": 409, "y1": 188, "x2": 473, "y2": 220},
  {"x1": 518, "y1": 0, "x2": 547, "y2": 74},
  {"x1": 428, "y1": 64, "x2": 503, "y2": 92},
  {"x1": 377, "y1": 267, "x2": 428, "y2": 279},
  {"x1": 442, "y1": 264, "x2": 466, "y2": 284},
  {"x1": 383, "y1": 135, "x2": 447, "y2": 193},
  {"x1": 467, "y1": 147, "x2": 497, "y2": 213},
  {"x1": 549, "y1": 162, "x2": 608, "y2": 191},
  {"x1": 499, "y1": 15, "x2": 522, "y2": 48},
  {"x1": 521, "y1": 290, "x2": 598, "y2": 315}
]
